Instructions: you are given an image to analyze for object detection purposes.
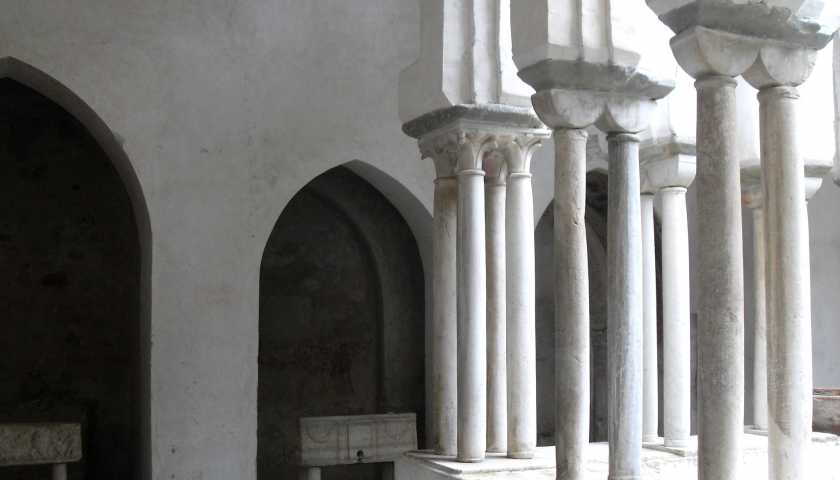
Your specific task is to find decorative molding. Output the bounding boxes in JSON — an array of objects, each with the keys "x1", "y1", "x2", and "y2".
[
  {"x1": 298, "y1": 414, "x2": 417, "y2": 467},
  {"x1": 0, "y1": 424, "x2": 82, "y2": 466}
]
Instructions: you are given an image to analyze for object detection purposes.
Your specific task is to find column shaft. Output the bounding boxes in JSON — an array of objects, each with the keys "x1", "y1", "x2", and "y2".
[
  {"x1": 457, "y1": 168, "x2": 487, "y2": 463},
  {"x1": 641, "y1": 193, "x2": 659, "y2": 443},
  {"x1": 52, "y1": 464, "x2": 67, "y2": 480},
  {"x1": 752, "y1": 207, "x2": 767, "y2": 431},
  {"x1": 553, "y1": 129, "x2": 590, "y2": 480},
  {"x1": 432, "y1": 176, "x2": 459, "y2": 455},
  {"x1": 486, "y1": 181, "x2": 507, "y2": 453},
  {"x1": 759, "y1": 86, "x2": 812, "y2": 480},
  {"x1": 606, "y1": 133, "x2": 643, "y2": 480},
  {"x1": 506, "y1": 172, "x2": 537, "y2": 459},
  {"x1": 661, "y1": 187, "x2": 691, "y2": 447},
  {"x1": 695, "y1": 75, "x2": 744, "y2": 480}
]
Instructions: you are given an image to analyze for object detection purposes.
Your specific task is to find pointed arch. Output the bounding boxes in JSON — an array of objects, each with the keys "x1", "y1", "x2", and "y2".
[{"x1": 0, "y1": 56, "x2": 152, "y2": 480}]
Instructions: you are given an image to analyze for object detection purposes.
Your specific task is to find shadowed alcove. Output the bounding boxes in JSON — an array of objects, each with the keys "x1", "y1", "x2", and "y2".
[
  {"x1": 257, "y1": 166, "x2": 426, "y2": 480},
  {"x1": 0, "y1": 78, "x2": 142, "y2": 479}
]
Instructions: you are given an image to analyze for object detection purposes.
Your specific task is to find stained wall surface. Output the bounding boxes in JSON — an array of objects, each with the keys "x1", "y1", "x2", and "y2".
[{"x1": 0, "y1": 79, "x2": 140, "y2": 479}]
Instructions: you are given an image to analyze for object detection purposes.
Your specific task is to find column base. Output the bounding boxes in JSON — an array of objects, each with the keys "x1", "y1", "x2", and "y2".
[
  {"x1": 664, "y1": 439, "x2": 689, "y2": 448},
  {"x1": 642, "y1": 435, "x2": 659, "y2": 443},
  {"x1": 456, "y1": 455, "x2": 485, "y2": 463},
  {"x1": 608, "y1": 476, "x2": 641, "y2": 480},
  {"x1": 506, "y1": 451, "x2": 534, "y2": 460},
  {"x1": 396, "y1": 434, "x2": 840, "y2": 479}
]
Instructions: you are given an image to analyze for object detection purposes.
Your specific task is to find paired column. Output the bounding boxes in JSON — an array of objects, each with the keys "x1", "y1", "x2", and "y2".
[
  {"x1": 553, "y1": 128, "x2": 590, "y2": 480},
  {"x1": 606, "y1": 133, "x2": 644, "y2": 480},
  {"x1": 456, "y1": 144, "x2": 488, "y2": 463},
  {"x1": 421, "y1": 138, "x2": 460, "y2": 456},
  {"x1": 694, "y1": 75, "x2": 744, "y2": 480},
  {"x1": 758, "y1": 86, "x2": 812, "y2": 480},
  {"x1": 640, "y1": 192, "x2": 659, "y2": 443},
  {"x1": 741, "y1": 182, "x2": 767, "y2": 432},
  {"x1": 485, "y1": 156, "x2": 507, "y2": 454},
  {"x1": 660, "y1": 186, "x2": 692, "y2": 447},
  {"x1": 505, "y1": 137, "x2": 543, "y2": 459}
]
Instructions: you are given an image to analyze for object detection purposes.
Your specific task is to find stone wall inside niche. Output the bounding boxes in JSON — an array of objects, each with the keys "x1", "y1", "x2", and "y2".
[
  {"x1": 534, "y1": 171, "x2": 665, "y2": 445},
  {"x1": 0, "y1": 79, "x2": 141, "y2": 480},
  {"x1": 258, "y1": 167, "x2": 425, "y2": 480}
]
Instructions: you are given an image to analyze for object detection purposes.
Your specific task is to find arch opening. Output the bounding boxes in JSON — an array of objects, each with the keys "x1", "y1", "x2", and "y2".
[
  {"x1": 0, "y1": 77, "x2": 144, "y2": 479},
  {"x1": 257, "y1": 166, "x2": 426, "y2": 480}
]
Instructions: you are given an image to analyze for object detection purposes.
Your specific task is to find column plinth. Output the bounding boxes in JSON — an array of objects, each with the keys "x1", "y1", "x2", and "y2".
[
  {"x1": 552, "y1": 128, "x2": 590, "y2": 480},
  {"x1": 695, "y1": 75, "x2": 744, "y2": 480},
  {"x1": 758, "y1": 85, "x2": 812, "y2": 480},
  {"x1": 606, "y1": 133, "x2": 643, "y2": 480}
]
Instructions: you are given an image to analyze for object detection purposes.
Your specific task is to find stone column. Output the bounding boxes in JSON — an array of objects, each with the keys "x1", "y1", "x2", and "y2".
[
  {"x1": 752, "y1": 206, "x2": 767, "y2": 431},
  {"x1": 606, "y1": 133, "x2": 643, "y2": 480},
  {"x1": 504, "y1": 136, "x2": 543, "y2": 459},
  {"x1": 695, "y1": 75, "x2": 744, "y2": 480},
  {"x1": 660, "y1": 186, "x2": 691, "y2": 447},
  {"x1": 640, "y1": 192, "x2": 659, "y2": 443},
  {"x1": 457, "y1": 148, "x2": 488, "y2": 463},
  {"x1": 741, "y1": 179, "x2": 767, "y2": 432},
  {"x1": 485, "y1": 155, "x2": 507, "y2": 454},
  {"x1": 53, "y1": 464, "x2": 67, "y2": 480},
  {"x1": 419, "y1": 136, "x2": 461, "y2": 456},
  {"x1": 553, "y1": 128, "x2": 590, "y2": 480},
  {"x1": 758, "y1": 86, "x2": 812, "y2": 480}
]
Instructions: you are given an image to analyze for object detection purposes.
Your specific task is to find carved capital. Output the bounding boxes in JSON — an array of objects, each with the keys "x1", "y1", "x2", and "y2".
[
  {"x1": 640, "y1": 135, "x2": 697, "y2": 193},
  {"x1": 532, "y1": 88, "x2": 658, "y2": 134},
  {"x1": 671, "y1": 26, "x2": 819, "y2": 87},
  {"x1": 419, "y1": 120, "x2": 550, "y2": 181}
]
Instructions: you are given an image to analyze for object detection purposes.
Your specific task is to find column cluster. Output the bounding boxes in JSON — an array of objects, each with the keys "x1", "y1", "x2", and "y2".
[
  {"x1": 645, "y1": 2, "x2": 839, "y2": 478},
  {"x1": 414, "y1": 113, "x2": 550, "y2": 463}
]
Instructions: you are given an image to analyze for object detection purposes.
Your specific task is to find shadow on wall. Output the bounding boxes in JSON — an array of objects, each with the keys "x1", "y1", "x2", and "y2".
[
  {"x1": 257, "y1": 166, "x2": 425, "y2": 480},
  {"x1": 534, "y1": 171, "x2": 669, "y2": 445},
  {"x1": 0, "y1": 78, "x2": 141, "y2": 479}
]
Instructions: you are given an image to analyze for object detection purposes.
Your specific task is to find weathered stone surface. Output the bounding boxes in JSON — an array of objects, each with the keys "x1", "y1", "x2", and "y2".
[
  {"x1": 0, "y1": 424, "x2": 82, "y2": 466},
  {"x1": 298, "y1": 414, "x2": 417, "y2": 467},
  {"x1": 813, "y1": 389, "x2": 840, "y2": 436}
]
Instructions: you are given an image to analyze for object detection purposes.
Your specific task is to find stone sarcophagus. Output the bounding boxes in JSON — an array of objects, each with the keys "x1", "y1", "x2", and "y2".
[
  {"x1": 298, "y1": 414, "x2": 417, "y2": 467},
  {"x1": 0, "y1": 423, "x2": 82, "y2": 466}
]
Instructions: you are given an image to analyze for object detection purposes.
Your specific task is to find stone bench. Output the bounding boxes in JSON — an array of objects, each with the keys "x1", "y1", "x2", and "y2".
[
  {"x1": 0, "y1": 423, "x2": 83, "y2": 480},
  {"x1": 298, "y1": 413, "x2": 417, "y2": 480}
]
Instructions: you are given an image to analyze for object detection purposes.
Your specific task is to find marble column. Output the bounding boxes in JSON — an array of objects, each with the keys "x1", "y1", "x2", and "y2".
[
  {"x1": 606, "y1": 133, "x2": 643, "y2": 480},
  {"x1": 759, "y1": 86, "x2": 812, "y2": 480},
  {"x1": 423, "y1": 142, "x2": 460, "y2": 456},
  {"x1": 485, "y1": 156, "x2": 507, "y2": 454},
  {"x1": 741, "y1": 181, "x2": 767, "y2": 432},
  {"x1": 660, "y1": 186, "x2": 691, "y2": 447},
  {"x1": 457, "y1": 157, "x2": 488, "y2": 463},
  {"x1": 505, "y1": 135, "x2": 542, "y2": 459},
  {"x1": 553, "y1": 128, "x2": 590, "y2": 480},
  {"x1": 640, "y1": 192, "x2": 658, "y2": 443},
  {"x1": 695, "y1": 75, "x2": 743, "y2": 480}
]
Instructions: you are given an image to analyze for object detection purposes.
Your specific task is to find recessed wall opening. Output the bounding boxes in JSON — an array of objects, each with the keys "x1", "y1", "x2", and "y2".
[
  {"x1": 257, "y1": 166, "x2": 425, "y2": 480},
  {"x1": 0, "y1": 78, "x2": 142, "y2": 480}
]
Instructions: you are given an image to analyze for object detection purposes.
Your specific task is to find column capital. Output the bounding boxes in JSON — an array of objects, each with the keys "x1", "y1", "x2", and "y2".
[
  {"x1": 640, "y1": 135, "x2": 697, "y2": 193},
  {"x1": 532, "y1": 88, "x2": 662, "y2": 135},
  {"x1": 417, "y1": 113, "x2": 551, "y2": 178},
  {"x1": 670, "y1": 26, "x2": 822, "y2": 88}
]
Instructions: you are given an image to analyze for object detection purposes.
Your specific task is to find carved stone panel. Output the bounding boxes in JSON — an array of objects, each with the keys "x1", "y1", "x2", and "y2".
[
  {"x1": 298, "y1": 414, "x2": 417, "y2": 467},
  {"x1": 0, "y1": 423, "x2": 82, "y2": 466}
]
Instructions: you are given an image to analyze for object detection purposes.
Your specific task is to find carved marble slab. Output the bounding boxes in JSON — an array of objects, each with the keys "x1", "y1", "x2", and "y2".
[
  {"x1": 298, "y1": 413, "x2": 417, "y2": 467},
  {"x1": 0, "y1": 423, "x2": 82, "y2": 466}
]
